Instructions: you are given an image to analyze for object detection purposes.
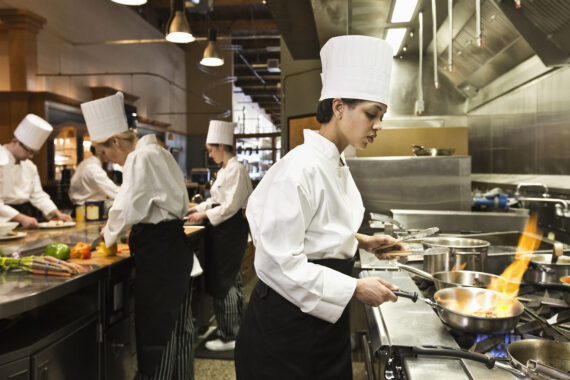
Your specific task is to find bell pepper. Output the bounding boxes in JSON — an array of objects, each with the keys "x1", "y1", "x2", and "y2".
[
  {"x1": 70, "y1": 242, "x2": 92, "y2": 259},
  {"x1": 44, "y1": 243, "x2": 71, "y2": 261},
  {"x1": 96, "y1": 241, "x2": 117, "y2": 257}
]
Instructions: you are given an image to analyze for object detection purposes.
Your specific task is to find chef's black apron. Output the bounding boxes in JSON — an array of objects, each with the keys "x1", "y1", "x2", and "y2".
[
  {"x1": 235, "y1": 257, "x2": 355, "y2": 380},
  {"x1": 128, "y1": 219, "x2": 193, "y2": 377},
  {"x1": 10, "y1": 202, "x2": 46, "y2": 221},
  {"x1": 204, "y1": 209, "x2": 248, "y2": 298}
]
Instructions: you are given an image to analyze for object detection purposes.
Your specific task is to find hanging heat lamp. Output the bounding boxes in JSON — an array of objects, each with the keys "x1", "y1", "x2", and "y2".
[
  {"x1": 166, "y1": 0, "x2": 196, "y2": 43},
  {"x1": 111, "y1": 0, "x2": 147, "y2": 5},
  {"x1": 200, "y1": 28, "x2": 224, "y2": 67}
]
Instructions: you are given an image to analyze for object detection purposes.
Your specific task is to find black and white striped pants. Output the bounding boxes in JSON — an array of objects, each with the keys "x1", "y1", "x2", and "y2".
[
  {"x1": 213, "y1": 273, "x2": 246, "y2": 341},
  {"x1": 134, "y1": 286, "x2": 194, "y2": 380}
]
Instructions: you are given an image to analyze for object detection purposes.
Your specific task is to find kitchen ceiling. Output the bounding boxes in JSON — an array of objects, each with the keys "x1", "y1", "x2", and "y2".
[{"x1": 136, "y1": 0, "x2": 282, "y2": 125}]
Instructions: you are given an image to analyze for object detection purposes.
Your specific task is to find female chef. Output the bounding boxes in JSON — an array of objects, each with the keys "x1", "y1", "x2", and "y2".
[
  {"x1": 81, "y1": 93, "x2": 194, "y2": 379},
  {"x1": 235, "y1": 35, "x2": 400, "y2": 379},
  {"x1": 187, "y1": 120, "x2": 252, "y2": 351}
]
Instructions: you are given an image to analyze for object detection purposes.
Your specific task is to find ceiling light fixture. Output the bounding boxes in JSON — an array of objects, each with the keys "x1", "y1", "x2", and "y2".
[
  {"x1": 200, "y1": 28, "x2": 224, "y2": 67},
  {"x1": 385, "y1": 28, "x2": 407, "y2": 56},
  {"x1": 391, "y1": 0, "x2": 419, "y2": 23},
  {"x1": 111, "y1": 0, "x2": 147, "y2": 5},
  {"x1": 166, "y1": 0, "x2": 195, "y2": 43}
]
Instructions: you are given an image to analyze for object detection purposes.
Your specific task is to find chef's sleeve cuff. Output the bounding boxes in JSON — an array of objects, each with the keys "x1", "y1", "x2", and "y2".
[{"x1": 303, "y1": 272, "x2": 357, "y2": 324}]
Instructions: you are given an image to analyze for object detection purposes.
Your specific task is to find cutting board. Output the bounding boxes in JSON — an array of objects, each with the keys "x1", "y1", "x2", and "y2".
[{"x1": 69, "y1": 251, "x2": 130, "y2": 267}]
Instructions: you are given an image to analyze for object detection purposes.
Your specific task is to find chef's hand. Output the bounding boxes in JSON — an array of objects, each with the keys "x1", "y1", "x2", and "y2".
[
  {"x1": 357, "y1": 234, "x2": 405, "y2": 259},
  {"x1": 12, "y1": 213, "x2": 38, "y2": 229},
  {"x1": 354, "y1": 277, "x2": 399, "y2": 306},
  {"x1": 187, "y1": 211, "x2": 207, "y2": 223},
  {"x1": 49, "y1": 210, "x2": 73, "y2": 222},
  {"x1": 186, "y1": 207, "x2": 197, "y2": 216}
]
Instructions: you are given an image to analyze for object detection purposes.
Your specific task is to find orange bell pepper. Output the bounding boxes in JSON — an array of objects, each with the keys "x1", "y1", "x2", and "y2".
[{"x1": 70, "y1": 242, "x2": 92, "y2": 260}]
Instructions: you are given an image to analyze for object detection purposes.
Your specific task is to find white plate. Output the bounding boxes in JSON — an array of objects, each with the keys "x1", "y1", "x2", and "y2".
[
  {"x1": 38, "y1": 221, "x2": 76, "y2": 229},
  {"x1": 0, "y1": 231, "x2": 27, "y2": 241}
]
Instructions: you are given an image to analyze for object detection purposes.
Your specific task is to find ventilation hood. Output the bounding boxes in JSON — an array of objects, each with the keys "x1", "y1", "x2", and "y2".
[{"x1": 269, "y1": 0, "x2": 570, "y2": 99}]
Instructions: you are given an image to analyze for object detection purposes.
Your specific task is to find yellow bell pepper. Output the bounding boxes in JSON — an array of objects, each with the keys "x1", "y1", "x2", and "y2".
[{"x1": 97, "y1": 241, "x2": 117, "y2": 256}]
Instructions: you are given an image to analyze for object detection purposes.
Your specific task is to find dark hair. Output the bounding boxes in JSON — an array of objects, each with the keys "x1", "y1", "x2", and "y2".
[
  {"x1": 90, "y1": 145, "x2": 96, "y2": 155},
  {"x1": 316, "y1": 98, "x2": 364, "y2": 123},
  {"x1": 207, "y1": 143, "x2": 234, "y2": 153}
]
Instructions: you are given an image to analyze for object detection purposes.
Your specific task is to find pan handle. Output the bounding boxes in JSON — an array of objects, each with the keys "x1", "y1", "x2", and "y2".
[
  {"x1": 528, "y1": 359, "x2": 570, "y2": 380},
  {"x1": 394, "y1": 290, "x2": 418, "y2": 302},
  {"x1": 396, "y1": 263, "x2": 435, "y2": 282},
  {"x1": 412, "y1": 345, "x2": 495, "y2": 369}
]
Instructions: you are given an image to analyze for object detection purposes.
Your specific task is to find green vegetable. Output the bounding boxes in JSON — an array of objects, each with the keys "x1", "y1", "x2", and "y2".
[{"x1": 44, "y1": 243, "x2": 71, "y2": 261}]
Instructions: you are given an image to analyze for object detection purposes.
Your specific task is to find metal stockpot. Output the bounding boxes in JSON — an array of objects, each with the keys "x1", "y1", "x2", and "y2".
[
  {"x1": 523, "y1": 254, "x2": 570, "y2": 285},
  {"x1": 422, "y1": 237, "x2": 491, "y2": 273}
]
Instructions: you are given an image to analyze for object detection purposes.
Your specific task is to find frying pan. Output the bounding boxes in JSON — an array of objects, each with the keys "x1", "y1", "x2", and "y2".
[
  {"x1": 397, "y1": 263, "x2": 514, "y2": 290},
  {"x1": 396, "y1": 287, "x2": 525, "y2": 334},
  {"x1": 507, "y1": 339, "x2": 570, "y2": 380}
]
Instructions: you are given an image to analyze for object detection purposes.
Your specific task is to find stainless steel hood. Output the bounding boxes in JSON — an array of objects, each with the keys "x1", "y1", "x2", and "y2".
[{"x1": 269, "y1": 0, "x2": 570, "y2": 100}]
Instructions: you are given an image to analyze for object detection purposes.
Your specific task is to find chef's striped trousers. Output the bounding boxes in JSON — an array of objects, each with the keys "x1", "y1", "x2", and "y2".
[
  {"x1": 213, "y1": 273, "x2": 246, "y2": 341},
  {"x1": 134, "y1": 288, "x2": 194, "y2": 380}
]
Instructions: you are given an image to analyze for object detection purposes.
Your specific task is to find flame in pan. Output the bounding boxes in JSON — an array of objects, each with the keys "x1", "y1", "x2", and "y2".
[{"x1": 486, "y1": 214, "x2": 541, "y2": 316}]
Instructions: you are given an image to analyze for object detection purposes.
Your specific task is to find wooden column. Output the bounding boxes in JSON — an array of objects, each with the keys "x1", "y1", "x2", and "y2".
[{"x1": 0, "y1": 9, "x2": 46, "y2": 91}]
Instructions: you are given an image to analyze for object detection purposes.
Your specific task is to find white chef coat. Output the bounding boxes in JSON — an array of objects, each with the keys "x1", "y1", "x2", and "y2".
[
  {"x1": 0, "y1": 145, "x2": 58, "y2": 222},
  {"x1": 104, "y1": 134, "x2": 189, "y2": 246},
  {"x1": 68, "y1": 155, "x2": 119, "y2": 204},
  {"x1": 194, "y1": 156, "x2": 252, "y2": 226},
  {"x1": 246, "y1": 129, "x2": 364, "y2": 324}
]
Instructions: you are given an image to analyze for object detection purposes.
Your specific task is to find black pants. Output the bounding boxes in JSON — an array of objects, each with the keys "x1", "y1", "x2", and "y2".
[
  {"x1": 129, "y1": 219, "x2": 193, "y2": 379},
  {"x1": 234, "y1": 258, "x2": 355, "y2": 380}
]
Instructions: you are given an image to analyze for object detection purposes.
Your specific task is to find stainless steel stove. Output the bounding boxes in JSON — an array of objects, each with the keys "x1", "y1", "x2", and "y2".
[{"x1": 360, "y1": 265, "x2": 570, "y2": 380}]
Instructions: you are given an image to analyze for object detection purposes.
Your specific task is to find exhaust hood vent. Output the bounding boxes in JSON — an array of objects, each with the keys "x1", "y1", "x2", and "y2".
[{"x1": 493, "y1": 0, "x2": 570, "y2": 66}]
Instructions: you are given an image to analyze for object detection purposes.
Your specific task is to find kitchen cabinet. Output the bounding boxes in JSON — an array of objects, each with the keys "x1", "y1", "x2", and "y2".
[
  {"x1": 0, "y1": 358, "x2": 29, "y2": 380},
  {"x1": 32, "y1": 316, "x2": 99, "y2": 380}
]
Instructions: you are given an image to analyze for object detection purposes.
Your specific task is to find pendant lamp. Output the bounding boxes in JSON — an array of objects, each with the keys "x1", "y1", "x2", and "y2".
[
  {"x1": 111, "y1": 0, "x2": 147, "y2": 5},
  {"x1": 200, "y1": 28, "x2": 224, "y2": 67},
  {"x1": 166, "y1": 0, "x2": 195, "y2": 43}
]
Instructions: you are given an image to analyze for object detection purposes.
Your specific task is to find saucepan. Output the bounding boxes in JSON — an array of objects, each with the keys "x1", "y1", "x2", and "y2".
[
  {"x1": 397, "y1": 263, "x2": 515, "y2": 290},
  {"x1": 422, "y1": 237, "x2": 491, "y2": 273},
  {"x1": 524, "y1": 254, "x2": 570, "y2": 285},
  {"x1": 395, "y1": 287, "x2": 524, "y2": 334}
]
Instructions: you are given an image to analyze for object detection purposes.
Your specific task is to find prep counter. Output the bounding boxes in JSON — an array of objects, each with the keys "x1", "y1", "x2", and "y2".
[{"x1": 0, "y1": 221, "x2": 206, "y2": 380}]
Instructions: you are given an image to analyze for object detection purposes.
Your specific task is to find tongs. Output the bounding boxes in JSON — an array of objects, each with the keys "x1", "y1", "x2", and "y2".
[{"x1": 378, "y1": 227, "x2": 439, "y2": 250}]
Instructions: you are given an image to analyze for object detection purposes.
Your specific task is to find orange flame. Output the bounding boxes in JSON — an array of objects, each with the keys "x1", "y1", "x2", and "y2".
[{"x1": 486, "y1": 214, "x2": 541, "y2": 316}]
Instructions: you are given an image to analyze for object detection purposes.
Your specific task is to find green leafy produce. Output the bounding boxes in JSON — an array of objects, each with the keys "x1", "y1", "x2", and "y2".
[{"x1": 44, "y1": 243, "x2": 71, "y2": 261}]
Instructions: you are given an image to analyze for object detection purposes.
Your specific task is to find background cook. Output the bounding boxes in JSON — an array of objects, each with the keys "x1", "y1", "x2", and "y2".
[
  {"x1": 187, "y1": 120, "x2": 253, "y2": 352},
  {"x1": 68, "y1": 144, "x2": 120, "y2": 205},
  {"x1": 0, "y1": 114, "x2": 73, "y2": 228}
]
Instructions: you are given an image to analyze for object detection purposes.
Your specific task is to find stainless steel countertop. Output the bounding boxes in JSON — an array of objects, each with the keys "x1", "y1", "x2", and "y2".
[{"x1": 0, "y1": 224, "x2": 114, "y2": 319}]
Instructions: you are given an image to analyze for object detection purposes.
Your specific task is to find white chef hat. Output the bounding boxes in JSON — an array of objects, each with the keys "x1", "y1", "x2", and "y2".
[
  {"x1": 81, "y1": 92, "x2": 129, "y2": 142},
  {"x1": 14, "y1": 114, "x2": 53, "y2": 151},
  {"x1": 319, "y1": 35, "x2": 393, "y2": 105},
  {"x1": 206, "y1": 120, "x2": 235, "y2": 146}
]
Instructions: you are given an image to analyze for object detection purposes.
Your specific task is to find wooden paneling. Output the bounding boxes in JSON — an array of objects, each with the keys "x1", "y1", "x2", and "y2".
[
  {"x1": 288, "y1": 114, "x2": 319, "y2": 150},
  {"x1": 357, "y1": 127, "x2": 469, "y2": 157}
]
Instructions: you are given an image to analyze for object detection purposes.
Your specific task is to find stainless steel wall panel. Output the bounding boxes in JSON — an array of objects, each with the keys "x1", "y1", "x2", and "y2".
[
  {"x1": 347, "y1": 156, "x2": 472, "y2": 215},
  {"x1": 468, "y1": 65, "x2": 570, "y2": 174}
]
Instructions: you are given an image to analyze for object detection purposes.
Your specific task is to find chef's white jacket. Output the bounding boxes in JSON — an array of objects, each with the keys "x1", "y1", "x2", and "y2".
[
  {"x1": 195, "y1": 156, "x2": 253, "y2": 226},
  {"x1": 0, "y1": 145, "x2": 58, "y2": 222},
  {"x1": 68, "y1": 155, "x2": 119, "y2": 204},
  {"x1": 104, "y1": 134, "x2": 189, "y2": 246},
  {"x1": 246, "y1": 129, "x2": 364, "y2": 324}
]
